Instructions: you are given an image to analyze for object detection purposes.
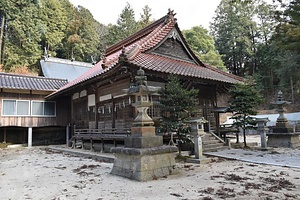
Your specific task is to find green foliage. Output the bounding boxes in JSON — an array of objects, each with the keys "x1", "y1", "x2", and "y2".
[
  {"x1": 137, "y1": 5, "x2": 154, "y2": 29},
  {"x1": 40, "y1": 0, "x2": 69, "y2": 56},
  {"x1": 274, "y1": 0, "x2": 300, "y2": 52},
  {"x1": 0, "y1": 0, "x2": 104, "y2": 71},
  {"x1": 159, "y1": 75, "x2": 198, "y2": 154},
  {"x1": 2, "y1": 0, "x2": 42, "y2": 70},
  {"x1": 229, "y1": 81, "x2": 262, "y2": 146},
  {"x1": 105, "y1": 3, "x2": 138, "y2": 46},
  {"x1": 254, "y1": 0, "x2": 300, "y2": 104},
  {"x1": 210, "y1": 0, "x2": 256, "y2": 76},
  {"x1": 182, "y1": 26, "x2": 226, "y2": 70},
  {"x1": 210, "y1": 0, "x2": 279, "y2": 77}
]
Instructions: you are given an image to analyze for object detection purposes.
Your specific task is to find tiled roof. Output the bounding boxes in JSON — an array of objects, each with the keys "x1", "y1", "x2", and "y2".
[
  {"x1": 131, "y1": 53, "x2": 241, "y2": 84},
  {"x1": 40, "y1": 57, "x2": 93, "y2": 82},
  {"x1": 0, "y1": 73, "x2": 68, "y2": 91},
  {"x1": 47, "y1": 10, "x2": 242, "y2": 98}
]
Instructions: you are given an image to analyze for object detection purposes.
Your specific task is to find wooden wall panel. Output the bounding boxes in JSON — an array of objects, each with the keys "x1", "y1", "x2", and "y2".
[{"x1": 0, "y1": 92, "x2": 69, "y2": 127}]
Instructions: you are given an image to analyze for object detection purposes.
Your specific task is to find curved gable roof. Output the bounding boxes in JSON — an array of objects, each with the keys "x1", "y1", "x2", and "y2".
[{"x1": 48, "y1": 10, "x2": 242, "y2": 99}]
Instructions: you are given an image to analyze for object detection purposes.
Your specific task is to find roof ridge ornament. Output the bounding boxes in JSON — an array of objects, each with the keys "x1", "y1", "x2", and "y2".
[
  {"x1": 101, "y1": 53, "x2": 107, "y2": 69},
  {"x1": 118, "y1": 46, "x2": 129, "y2": 63},
  {"x1": 165, "y1": 9, "x2": 177, "y2": 24}
]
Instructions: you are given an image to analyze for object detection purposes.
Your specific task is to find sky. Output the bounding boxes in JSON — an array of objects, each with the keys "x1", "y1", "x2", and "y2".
[{"x1": 68, "y1": 0, "x2": 222, "y2": 30}]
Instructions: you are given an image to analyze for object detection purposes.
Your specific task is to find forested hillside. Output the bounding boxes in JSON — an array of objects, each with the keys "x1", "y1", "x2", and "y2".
[{"x1": 0, "y1": 0, "x2": 299, "y2": 107}]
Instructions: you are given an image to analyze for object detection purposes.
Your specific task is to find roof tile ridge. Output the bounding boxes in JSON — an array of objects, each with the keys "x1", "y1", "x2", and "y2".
[
  {"x1": 0, "y1": 72, "x2": 68, "y2": 82},
  {"x1": 126, "y1": 20, "x2": 175, "y2": 61},
  {"x1": 140, "y1": 20, "x2": 175, "y2": 52},
  {"x1": 106, "y1": 15, "x2": 168, "y2": 55}
]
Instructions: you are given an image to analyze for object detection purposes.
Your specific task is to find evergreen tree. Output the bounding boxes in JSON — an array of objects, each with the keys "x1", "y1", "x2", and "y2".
[
  {"x1": 106, "y1": 3, "x2": 138, "y2": 46},
  {"x1": 137, "y1": 5, "x2": 154, "y2": 30},
  {"x1": 159, "y1": 75, "x2": 198, "y2": 155},
  {"x1": 2, "y1": 0, "x2": 42, "y2": 70},
  {"x1": 182, "y1": 26, "x2": 226, "y2": 70},
  {"x1": 210, "y1": 0, "x2": 256, "y2": 76},
  {"x1": 39, "y1": 0, "x2": 69, "y2": 57},
  {"x1": 228, "y1": 81, "x2": 262, "y2": 147}
]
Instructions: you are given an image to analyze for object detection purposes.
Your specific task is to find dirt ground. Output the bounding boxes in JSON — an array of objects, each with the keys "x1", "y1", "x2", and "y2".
[{"x1": 1, "y1": 144, "x2": 300, "y2": 200}]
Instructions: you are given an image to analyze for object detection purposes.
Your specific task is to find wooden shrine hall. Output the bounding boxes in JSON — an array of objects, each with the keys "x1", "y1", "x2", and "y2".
[{"x1": 47, "y1": 10, "x2": 243, "y2": 151}]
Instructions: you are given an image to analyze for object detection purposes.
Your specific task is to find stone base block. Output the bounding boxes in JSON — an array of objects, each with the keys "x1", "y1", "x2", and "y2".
[
  {"x1": 267, "y1": 133, "x2": 300, "y2": 148},
  {"x1": 125, "y1": 136, "x2": 163, "y2": 148},
  {"x1": 131, "y1": 126, "x2": 156, "y2": 137},
  {"x1": 111, "y1": 146, "x2": 178, "y2": 181}
]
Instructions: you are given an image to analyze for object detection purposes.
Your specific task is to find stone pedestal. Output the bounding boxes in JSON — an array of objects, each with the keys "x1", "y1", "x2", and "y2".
[
  {"x1": 111, "y1": 126, "x2": 177, "y2": 181},
  {"x1": 111, "y1": 145, "x2": 177, "y2": 181},
  {"x1": 194, "y1": 135, "x2": 203, "y2": 159},
  {"x1": 267, "y1": 132, "x2": 300, "y2": 148}
]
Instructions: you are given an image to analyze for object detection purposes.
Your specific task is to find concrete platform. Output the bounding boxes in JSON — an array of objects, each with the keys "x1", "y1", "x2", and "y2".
[{"x1": 204, "y1": 148, "x2": 300, "y2": 169}]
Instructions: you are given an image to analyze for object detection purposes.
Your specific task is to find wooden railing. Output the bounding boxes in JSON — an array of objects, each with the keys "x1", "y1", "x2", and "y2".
[
  {"x1": 72, "y1": 128, "x2": 131, "y2": 151},
  {"x1": 74, "y1": 128, "x2": 130, "y2": 138}
]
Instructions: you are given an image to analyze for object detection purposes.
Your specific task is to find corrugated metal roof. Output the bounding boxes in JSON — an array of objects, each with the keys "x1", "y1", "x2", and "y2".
[
  {"x1": 40, "y1": 57, "x2": 93, "y2": 82},
  {"x1": 0, "y1": 73, "x2": 68, "y2": 91}
]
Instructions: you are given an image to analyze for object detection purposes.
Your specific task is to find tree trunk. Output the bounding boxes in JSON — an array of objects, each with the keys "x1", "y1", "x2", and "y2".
[
  {"x1": 0, "y1": 11, "x2": 5, "y2": 65},
  {"x1": 243, "y1": 127, "x2": 247, "y2": 147},
  {"x1": 178, "y1": 142, "x2": 182, "y2": 156}
]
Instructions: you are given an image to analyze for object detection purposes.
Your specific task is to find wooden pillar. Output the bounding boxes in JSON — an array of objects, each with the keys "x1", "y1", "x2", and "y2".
[
  {"x1": 95, "y1": 87, "x2": 99, "y2": 129},
  {"x1": 90, "y1": 138, "x2": 94, "y2": 151},
  {"x1": 28, "y1": 127, "x2": 32, "y2": 147},
  {"x1": 3, "y1": 127, "x2": 6, "y2": 143},
  {"x1": 66, "y1": 125, "x2": 70, "y2": 147},
  {"x1": 112, "y1": 95, "x2": 115, "y2": 129}
]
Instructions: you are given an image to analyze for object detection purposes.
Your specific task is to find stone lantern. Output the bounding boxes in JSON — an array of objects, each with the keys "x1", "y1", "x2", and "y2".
[
  {"x1": 267, "y1": 91, "x2": 300, "y2": 148},
  {"x1": 186, "y1": 117, "x2": 208, "y2": 159},
  {"x1": 111, "y1": 68, "x2": 178, "y2": 181},
  {"x1": 255, "y1": 117, "x2": 269, "y2": 150}
]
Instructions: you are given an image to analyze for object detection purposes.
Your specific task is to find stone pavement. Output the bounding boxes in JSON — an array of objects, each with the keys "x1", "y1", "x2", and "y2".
[
  {"x1": 48, "y1": 145, "x2": 300, "y2": 169},
  {"x1": 48, "y1": 146, "x2": 115, "y2": 163},
  {"x1": 204, "y1": 148, "x2": 300, "y2": 169}
]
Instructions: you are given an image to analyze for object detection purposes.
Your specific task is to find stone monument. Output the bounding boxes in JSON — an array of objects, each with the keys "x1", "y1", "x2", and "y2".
[
  {"x1": 111, "y1": 68, "x2": 178, "y2": 181},
  {"x1": 267, "y1": 91, "x2": 300, "y2": 148}
]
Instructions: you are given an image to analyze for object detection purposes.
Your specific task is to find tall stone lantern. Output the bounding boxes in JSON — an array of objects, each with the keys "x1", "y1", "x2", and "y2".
[
  {"x1": 111, "y1": 68, "x2": 178, "y2": 181},
  {"x1": 267, "y1": 91, "x2": 300, "y2": 148},
  {"x1": 186, "y1": 117, "x2": 208, "y2": 159}
]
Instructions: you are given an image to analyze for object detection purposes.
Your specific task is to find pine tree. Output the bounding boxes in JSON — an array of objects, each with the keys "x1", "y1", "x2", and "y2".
[
  {"x1": 228, "y1": 81, "x2": 262, "y2": 147},
  {"x1": 159, "y1": 75, "x2": 198, "y2": 155}
]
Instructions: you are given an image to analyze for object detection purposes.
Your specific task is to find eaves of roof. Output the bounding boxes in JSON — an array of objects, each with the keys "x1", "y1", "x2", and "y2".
[
  {"x1": 46, "y1": 10, "x2": 243, "y2": 99},
  {"x1": 0, "y1": 73, "x2": 68, "y2": 91}
]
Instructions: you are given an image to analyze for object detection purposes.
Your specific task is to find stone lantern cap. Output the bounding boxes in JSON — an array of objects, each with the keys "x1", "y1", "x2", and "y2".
[
  {"x1": 186, "y1": 117, "x2": 208, "y2": 124},
  {"x1": 271, "y1": 90, "x2": 291, "y2": 105},
  {"x1": 186, "y1": 117, "x2": 208, "y2": 136},
  {"x1": 254, "y1": 117, "x2": 270, "y2": 123},
  {"x1": 124, "y1": 85, "x2": 161, "y2": 95}
]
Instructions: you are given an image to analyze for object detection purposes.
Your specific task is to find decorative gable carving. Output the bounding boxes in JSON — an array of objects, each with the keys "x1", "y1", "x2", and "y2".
[{"x1": 151, "y1": 29, "x2": 196, "y2": 63}]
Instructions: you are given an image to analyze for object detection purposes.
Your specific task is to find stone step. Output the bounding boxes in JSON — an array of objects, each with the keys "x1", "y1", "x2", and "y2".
[
  {"x1": 202, "y1": 139, "x2": 222, "y2": 145},
  {"x1": 203, "y1": 145, "x2": 229, "y2": 153},
  {"x1": 204, "y1": 142, "x2": 226, "y2": 149},
  {"x1": 202, "y1": 132, "x2": 228, "y2": 152}
]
